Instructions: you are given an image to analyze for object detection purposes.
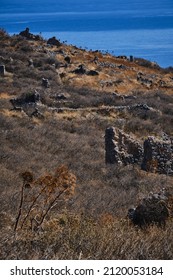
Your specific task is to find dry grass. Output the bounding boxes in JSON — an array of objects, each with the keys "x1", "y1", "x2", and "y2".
[{"x1": 1, "y1": 212, "x2": 173, "y2": 260}]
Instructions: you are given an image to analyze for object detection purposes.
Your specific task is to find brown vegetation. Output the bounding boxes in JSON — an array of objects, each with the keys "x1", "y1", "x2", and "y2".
[{"x1": 0, "y1": 29, "x2": 173, "y2": 259}]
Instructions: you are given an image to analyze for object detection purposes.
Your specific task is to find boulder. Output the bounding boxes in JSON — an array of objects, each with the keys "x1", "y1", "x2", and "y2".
[
  {"x1": 47, "y1": 36, "x2": 61, "y2": 47},
  {"x1": 64, "y1": 56, "x2": 71, "y2": 64},
  {"x1": 128, "y1": 190, "x2": 170, "y2": 227},
  {"x1": 0, "y1": 65, "x2": 5, "y2": 75},
  {"x1": 72, "y1": 64, "x2": 86, "y2": 74},
  {"x1": 19, "y1": 28, "x2": 41, "y2": 40},
  {"x1": 42, "y1": 78, "x2": 50, "y2": 88},
  {"x1": 87, "y1": 70, "x2": 99, "y2": 76}
]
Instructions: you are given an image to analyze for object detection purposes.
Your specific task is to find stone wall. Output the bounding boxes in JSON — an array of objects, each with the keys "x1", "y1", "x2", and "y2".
[
  {"x1": 105, "y1": 127, "x2": 173, "y2": 175},
  {"x1": 141, "y1": 136, "x2": 173, "y2": 175},
  {"x1": 105, "y1": 127, "x2": 143, "y2": 165}
]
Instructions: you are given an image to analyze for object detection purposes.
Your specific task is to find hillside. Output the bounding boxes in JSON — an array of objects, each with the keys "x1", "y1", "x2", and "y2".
[{"x1": 0, "y1": 28, "x2": 173, "y2": 259}]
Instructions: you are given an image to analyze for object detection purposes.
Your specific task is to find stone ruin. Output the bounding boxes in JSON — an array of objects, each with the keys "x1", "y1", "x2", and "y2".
[
  {"x1": 105, "y1": 127, "x2": 143, "y2": 165},
  {"x1": 105, "y1": 127, "x2": 173, "y2": 175},
  {"x1": 10, "y1": 91, "x2": 42, "y2": 118},
  {"x1": 10, "y1": 91, "x2": 40, "y2": 109},
  {"x1": 141, "y1": 136, "x2": 173, "y2": 175}
]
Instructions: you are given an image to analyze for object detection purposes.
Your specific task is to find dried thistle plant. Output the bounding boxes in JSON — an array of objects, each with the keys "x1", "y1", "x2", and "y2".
[{"x1": 15, "y1": 165, "x2": 76, "y2": 232}]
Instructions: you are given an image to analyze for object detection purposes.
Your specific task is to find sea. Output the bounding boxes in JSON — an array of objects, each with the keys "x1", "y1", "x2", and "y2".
[{"x1": 0, "y1": 0, "x2": 173, "y2": 68}]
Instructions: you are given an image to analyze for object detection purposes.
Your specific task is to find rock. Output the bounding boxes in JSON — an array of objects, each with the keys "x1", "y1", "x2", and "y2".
[
  {"x1": 0, "y1": 65, "x2": 5, "y2": 75},
  {"x1": 116, "y1": 55, "x2": 127, "y2": 59},
  {"x1": 28, "y1": 58, "x2": 34, "y2": 67},
  {"x1": 31, "y1": 107, "x2": 44, "y2": 119},
  {"x1": 47, "y1": 36, "x2": 61, "y2": 47},
  {"x1": 19, "y1": 28, "x2": 42, "y2": 40},
  {"x1": 19, "y1": 27, "x2": 30, "y2": 38},
  {"x1": 137, "y1": 72, "x2": 153, "y2": 88},
  {"x1": 10, "y1": 91, "x2": 40, "y2": 110},
  {"x1": 56, "y1": 94, "x2": 67, "y2": 100},
  {"x1": 112, "y1": 92, "x2": 125, "y2": 101},
  {"x1": 128, "y1": 103, "x2": 160, "y2": 119},
  {"x1": 64, "y1": 56, "x2": 71, "y2": 64},
  {"x1": 42, "y1": 78, "x2": 50, "y2": 88},
  {"x1": 128, "y1": 190, "x2": 170, "y2": 228},
  {"x1": 72, "y1": 64, "x2": 86, "y2": 74},
  {"x1": 118, "y1": 64, "x2": 126, "y2": 69},
  {"x1": 129, "y1": 55, "x2": 134, "y2": 62},
  {"x1": 87, "y1": 70, "x2": 99, "y2": 76},
  {"x1": 124, "y1": 95, "x2": 137, "y2": 100}
]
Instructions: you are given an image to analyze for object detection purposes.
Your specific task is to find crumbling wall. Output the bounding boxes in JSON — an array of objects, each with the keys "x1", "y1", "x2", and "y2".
[
  {"x1": 105, "y1": 127, "x2": 143, "y2": 165},
  {"x1": 141, "y1": 136, "x2": 173, "y2": 175},
  {"x1": 105, "y1": 127, "x2": 173, "y2": 175}
]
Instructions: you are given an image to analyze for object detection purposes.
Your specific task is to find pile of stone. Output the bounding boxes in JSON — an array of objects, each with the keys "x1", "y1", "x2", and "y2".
[
  {"x1": 72, "y1": 64, "x2": 99, "y2": 76},
  {"x1": 19, "y1": 28, "x2": 42, "y2": 41},
  {"x1": 128, "y1": 189, "x2": 170, "y2": 227},
  {"x1": 72, "y1": 64, "x2": 86, "y2": 74},
  {"x1": 47, "y1": 36, "x2": 61, "y2": 47},
  {"x1": 10, "y1": 91, "x2": 41, "y2": 117},
  {"x1": 10, "y1": 91, "x2": 40, "y2": 109}
]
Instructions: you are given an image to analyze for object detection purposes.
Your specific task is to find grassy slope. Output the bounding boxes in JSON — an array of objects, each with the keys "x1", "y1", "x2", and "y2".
[{"x1": 0, "y1": 29, "x2": 173, "y2": 259}]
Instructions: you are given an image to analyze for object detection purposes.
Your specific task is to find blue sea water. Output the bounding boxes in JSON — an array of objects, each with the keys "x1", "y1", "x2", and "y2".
[{"x1": 0, "y1": 0, "x2": 173, "y2": 67}]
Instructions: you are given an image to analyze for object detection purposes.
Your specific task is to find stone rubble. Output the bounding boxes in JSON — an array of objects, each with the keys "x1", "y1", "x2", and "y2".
[{"x1": 128, "y1": 189, "x2": 171, "y2": 227}]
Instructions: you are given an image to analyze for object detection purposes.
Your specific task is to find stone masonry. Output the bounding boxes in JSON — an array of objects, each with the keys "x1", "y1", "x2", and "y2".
[
  {"x1": 105, "y1": 127, "x2": 173, "y2": 175},
  {"x1": 105, "y1": 127, "x2": 143, "y2": 165},
  {"x1": 141, "y1": 136, "x2": 173, "y2": 175}
]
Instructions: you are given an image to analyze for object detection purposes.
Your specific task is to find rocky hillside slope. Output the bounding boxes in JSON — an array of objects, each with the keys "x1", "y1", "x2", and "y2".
[{"x1": 0, "y1": 28, "x2": 173, "y2": 259}]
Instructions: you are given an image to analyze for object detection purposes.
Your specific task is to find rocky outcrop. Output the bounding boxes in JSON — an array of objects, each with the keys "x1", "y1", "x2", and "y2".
[
  {"x1": 105, "y1": 127, "x2": 143, "y2": 165},
  {"x1": 105, "y1": 127, "x2": 173, "y2": 175},
  {"x1": 47, "y1": 36, "x2": 61, "y2": 47},
  {"x1": 19, "y1": 28, "x2": 42, "y2": 40}
]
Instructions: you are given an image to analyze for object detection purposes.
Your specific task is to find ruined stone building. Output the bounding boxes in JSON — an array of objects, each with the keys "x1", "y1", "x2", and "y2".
[
  {"x1": 105, "y1": 127, "x2": 143, "y2": 165},
  {"x1": 105, "y1": 127, "x2": 173, "y2": 175},
  {"x1": 141, "y1": 136, "x2": 173, "y2": 175}
]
